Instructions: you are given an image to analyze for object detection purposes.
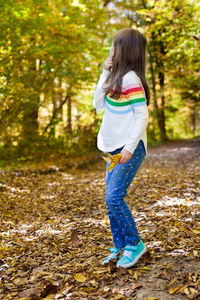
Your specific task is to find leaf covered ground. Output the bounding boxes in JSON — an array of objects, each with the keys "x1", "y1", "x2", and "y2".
[{"x1": 0, "y1": 138, "x2": 200, "y2": 300}]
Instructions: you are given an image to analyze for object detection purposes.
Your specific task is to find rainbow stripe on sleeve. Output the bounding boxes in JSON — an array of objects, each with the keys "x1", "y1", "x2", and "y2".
[{"x1": 105, "y1": 83, "x2": 146, "y2": 107}]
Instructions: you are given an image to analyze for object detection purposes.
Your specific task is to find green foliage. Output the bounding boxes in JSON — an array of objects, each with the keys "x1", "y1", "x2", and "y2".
[
  {"x1": 120, "y1": 0, "x2": 200, "y2": 140},
  {"x1": 0, "y1": 0, "x2": 111, "y2": 158},
  {"x1": 0, "y1": 0, "x2": 199, "y2": 164}
]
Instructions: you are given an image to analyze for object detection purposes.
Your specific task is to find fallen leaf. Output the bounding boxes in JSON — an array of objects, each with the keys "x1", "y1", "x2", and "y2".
[
  {"x1": 167, "y1": 277, "x2": 177, "y2": 287},
  {"x1": 192, "y1": 229, "x2": 200, "y2": 234},
  {"x1": 193, "y1": 250, "x2": 198, "y2": 256},
  {"x1": 169, "y1": 285, "x2": 182, "y2": 294},
  {"x1": 70, "y1": 229, "x2": 80, "y2": 247},
  {"x1": 102, "y1": 153, "x2": 122, "y2": 172},
  {"x1": 117, "y1": 266, "x2": 128, "y2": 274},
  {"x1": 18, "y1": 287, "x2": 40, "y2": 298},
  {"x1": 74, "y1": 273, "x2": 86, "y2": 282},
  {"x1": 133, "y1": 271, "x2": 140, "y2": 280},
  {"x1": 62, "y1": 285, "x2": 74, "y2": 295},
  {"x1": 41, "y1": 282, "x2": 59, "y2": 297}
]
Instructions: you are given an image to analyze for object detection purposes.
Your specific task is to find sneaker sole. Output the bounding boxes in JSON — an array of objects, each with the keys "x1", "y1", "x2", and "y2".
[{"x1": 116, "y1": 245, "x2": 147, "y2": 268}]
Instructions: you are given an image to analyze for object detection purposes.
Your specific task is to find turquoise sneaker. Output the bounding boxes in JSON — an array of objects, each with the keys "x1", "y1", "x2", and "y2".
[
  {"x1": 116, "y1": 240, "x2": 146, "y2": 268},
  {"x1": 102, "y1": 246, "x2": 125, "y2": 266}
]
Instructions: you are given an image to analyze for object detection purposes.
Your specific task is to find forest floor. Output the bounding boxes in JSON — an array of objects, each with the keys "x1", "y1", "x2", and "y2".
[{"x1": 0, "y1": 137, "x2": 200, "y2": 300}]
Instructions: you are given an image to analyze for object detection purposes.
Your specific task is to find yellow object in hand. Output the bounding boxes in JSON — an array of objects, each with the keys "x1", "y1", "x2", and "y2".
[{"x1": 102, "y1": 152, "x2": 122, "y2": 172}]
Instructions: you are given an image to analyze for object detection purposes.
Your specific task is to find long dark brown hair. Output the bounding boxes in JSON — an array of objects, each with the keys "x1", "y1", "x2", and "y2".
[{"x1": 104, "y1": 28, "x2": 150, "y2": 106}]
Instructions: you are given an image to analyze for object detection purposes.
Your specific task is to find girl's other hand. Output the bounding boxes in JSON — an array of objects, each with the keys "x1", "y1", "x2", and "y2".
[
  {"x1": 118, "y1": 149, "x2": 133, "y2": 164},
  {"x1": 104, "y1": 56, "x2": 113, "y2": 71}
]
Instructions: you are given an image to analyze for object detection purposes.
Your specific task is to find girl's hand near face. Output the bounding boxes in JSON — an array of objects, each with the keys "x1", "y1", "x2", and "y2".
[
  {"x1": 104, "y1": 46, "x2": 115, "y2": 71},
  {"x1": 118, "y1": 149, "x2": 133, "y2": 164},
  {"x1": 104, "y1": 57, "x2": 113, "y2": 71}
]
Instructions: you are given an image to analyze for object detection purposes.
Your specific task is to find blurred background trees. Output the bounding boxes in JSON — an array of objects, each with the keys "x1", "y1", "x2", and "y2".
[{"x1": 0, "y1": 0, "x2": 199, "y2": 165}]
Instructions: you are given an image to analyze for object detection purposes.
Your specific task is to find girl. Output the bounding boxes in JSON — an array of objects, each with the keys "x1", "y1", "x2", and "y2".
[{"x1": 93, "y1": 28, "x2": 150, "y2": 269}]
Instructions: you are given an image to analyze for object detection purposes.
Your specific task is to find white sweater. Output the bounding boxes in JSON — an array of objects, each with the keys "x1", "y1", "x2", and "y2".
[{"x1": 93, "y1": 68, "x2": 149, "y2": 155}]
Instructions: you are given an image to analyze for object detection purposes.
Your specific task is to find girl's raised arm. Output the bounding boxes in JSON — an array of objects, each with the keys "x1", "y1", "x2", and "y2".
[{"x1": 93, "y1": 69, "x2": 110, "y2": 112}]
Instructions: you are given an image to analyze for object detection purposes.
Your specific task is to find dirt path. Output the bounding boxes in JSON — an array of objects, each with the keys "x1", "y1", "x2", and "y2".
[{"x1": 0, "y1": 137, "x2": 200, "y2": 299}]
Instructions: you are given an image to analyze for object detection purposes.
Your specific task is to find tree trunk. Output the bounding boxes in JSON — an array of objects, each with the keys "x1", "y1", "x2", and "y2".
[
  {"x1": 20, "y1": 36, "x2": 40, "y2": 144},
  {"x1": 191, "y1": 99, "x2": 198, "y2": 136},
  {"x1": 151, "y1": 32, "x2": 167, "y2": 141},
  {"x1": 158, "y1": 70, "x2": 167, "y2": 140},
  {"x1": 148, "y1": 47, "x2": 162, "y2": 139},
  {"x1": 43, "y1": 95, "x2": 69, "y2": 135},
  {"x1": 53, "y1": 78, "x2": 63, "y2": 137},
  {"x1": 67, "y1": 95, "x2": 72, "y2": 133},
  {"x1": 22, "y1": 97, "x2": 39, "y2": 144}
]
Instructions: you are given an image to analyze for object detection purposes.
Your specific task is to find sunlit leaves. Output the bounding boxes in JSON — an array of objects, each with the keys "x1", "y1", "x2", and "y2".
[
  {"x1": 102, "y1": 152, "x2": 122, "y2": 172},
  {"x1": 0, "y1": 138, "x2": 199, "y2": 298},
  {"x1": 74, "y1": 273, "x2": 87, "y2": 282}
]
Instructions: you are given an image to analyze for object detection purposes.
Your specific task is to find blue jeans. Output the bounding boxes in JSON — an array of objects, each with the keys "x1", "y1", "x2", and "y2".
[{"x1": 105, "y1": 139, "x2": 146, "y2": 249}]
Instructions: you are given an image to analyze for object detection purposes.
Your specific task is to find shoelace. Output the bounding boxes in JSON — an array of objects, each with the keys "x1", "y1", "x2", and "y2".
[{"x1": 108, "y1": 252, "x2": 118, "y2": 259}]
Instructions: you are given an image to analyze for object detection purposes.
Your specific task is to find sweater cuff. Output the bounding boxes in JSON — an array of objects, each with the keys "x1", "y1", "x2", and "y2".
[
  {"x1": 102, "y1": 68, "x2": 111, "y2": 77},
  {"x1": 123, "y1": 144, "x2": 135, "y2": 154}
]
